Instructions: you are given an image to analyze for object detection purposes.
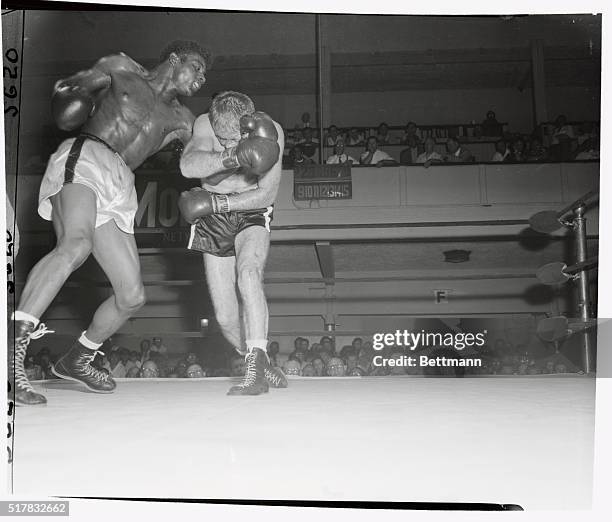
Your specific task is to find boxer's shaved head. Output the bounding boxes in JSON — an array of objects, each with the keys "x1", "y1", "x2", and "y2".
[{"x1": 160, "y1": 40, "x2": 211, "y2": 68}]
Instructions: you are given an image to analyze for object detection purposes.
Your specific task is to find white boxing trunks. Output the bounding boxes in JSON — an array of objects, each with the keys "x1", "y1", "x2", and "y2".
[{"x1": 38, "y1": 134, "x2": 138, "y2": 234}]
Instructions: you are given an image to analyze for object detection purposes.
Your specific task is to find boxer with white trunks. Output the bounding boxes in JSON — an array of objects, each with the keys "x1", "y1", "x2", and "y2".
[{"x1": 9, "y1": 41, "x2": 209, "y2": 405}]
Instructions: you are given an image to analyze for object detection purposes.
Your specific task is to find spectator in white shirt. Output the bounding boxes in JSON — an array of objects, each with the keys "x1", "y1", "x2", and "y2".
[
  {"x1": 326, "y1": 141, "x2": 356, "y2": 165},
  {"x1": 360, "y1": 137, "x2": 397, "y2": 167},
  {"x1": 416, "y1": 137, "x2": 444, "y2": 165}
]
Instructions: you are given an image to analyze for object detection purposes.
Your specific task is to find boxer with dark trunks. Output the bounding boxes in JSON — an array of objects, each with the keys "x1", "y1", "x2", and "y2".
[
  {"x1": 9, "y1": 41, "x2": 209, "y2": 405},
  {"x1": 178, "y1": 91, "x2": 287, "y2": 395}
]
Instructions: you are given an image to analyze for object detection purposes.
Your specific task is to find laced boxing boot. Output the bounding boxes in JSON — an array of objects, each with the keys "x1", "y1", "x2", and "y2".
[
  {"x1": 8, "y1": 320, "x2": 53, "y2": 406},
  {"x1": 263, "y1": 359, "x2": 288, "y2": 388},
  {"x1": 52, "y1": 341, "x2": 116, "y2": 393},
  {"x1": 227, "y1": 348, "x2": 270, "y2": 396}
]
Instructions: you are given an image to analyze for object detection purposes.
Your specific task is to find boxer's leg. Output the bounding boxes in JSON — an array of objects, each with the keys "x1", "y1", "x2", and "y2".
[
  {"x1": 227, "y1": 225, "x2": 283, "y2": 395},
  {"x1": 87, "y1": 220, "x2": 146, "y2": 341},
  {"x1": 203, "y1": 253, "x2": 243, "y2": 351},
  {"x1": 53, "y1": 220, "x2": 144, "y2": 393},
  {"x1": 18, "y1": 184, "x2": 96, "y2": 316},
  {"x1": 10, "y1": 184, "x2": 96, "y2": 405},
  {"x1": 235, "y1": 225, "x2": 270, "y2": 343}
]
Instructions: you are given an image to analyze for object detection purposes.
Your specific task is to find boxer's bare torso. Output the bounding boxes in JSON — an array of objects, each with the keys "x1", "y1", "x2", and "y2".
[{"x1": 56, "y1": 52, "x2": 205, "y2": 170}]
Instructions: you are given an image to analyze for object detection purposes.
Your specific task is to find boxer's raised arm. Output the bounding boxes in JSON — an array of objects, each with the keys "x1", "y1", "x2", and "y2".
[{"x1": 51, "y1": 54, "x2": 126, "y2": 131}]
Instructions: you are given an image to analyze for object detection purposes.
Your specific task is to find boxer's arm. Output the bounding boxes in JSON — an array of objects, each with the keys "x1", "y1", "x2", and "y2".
[
  {"x1": 224, "y1": 122, "x2": 285, "y2": 211},
  {"x1": 180, "y1": 115, "x2": 229, "y2": 179},
  {"x1": 52, "y1": 54, "x2": 136, "y2": 131}
]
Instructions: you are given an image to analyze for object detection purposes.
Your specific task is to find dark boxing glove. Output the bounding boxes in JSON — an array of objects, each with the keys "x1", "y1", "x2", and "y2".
[
  {"x1": 178, "y1": 187, "x2": 231, "y2": 224},
  {"x1": 221, "y1": 112, "x2": 280, "y2": 175},
  {"x1": 52, "y1": 84, "x2": 96, "y2": 132}
]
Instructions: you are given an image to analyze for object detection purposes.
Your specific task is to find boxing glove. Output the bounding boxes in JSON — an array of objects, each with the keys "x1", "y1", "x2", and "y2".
[
  {"x1": 178, "y1": 187, "x2": 231, "y2": 224},
  {"x1": 221, "y1": 112, "x2": 280, "y2": 175},
  {"x1": 52, "y1": 85, "x2": 96, "y2": 132}
]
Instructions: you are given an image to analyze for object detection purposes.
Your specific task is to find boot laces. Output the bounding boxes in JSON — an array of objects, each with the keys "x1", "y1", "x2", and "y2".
[
  {"x1": 80, "y1": 350, "x2": 110, "y2": 383},
  {"x1": 13, "y1": 323, "x2": 54, "y2": 393},
  {"x1": 238, "y1": 351, "x2": 258, "y2": 387},
  {"x1": 264, "y1": 365, "x2": 283, "y2": 386}
]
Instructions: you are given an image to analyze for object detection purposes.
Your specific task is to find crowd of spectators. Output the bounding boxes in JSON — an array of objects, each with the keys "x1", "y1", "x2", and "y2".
[
  {"x1": 274, "y1": 335, "x2": 581, "y2": 377},
  {"x1": 284, "y1": 111, "x2": 600, "y2": 168},
  {"x1": 25, "y1": 332, "x2": 582, "y2": 381}
]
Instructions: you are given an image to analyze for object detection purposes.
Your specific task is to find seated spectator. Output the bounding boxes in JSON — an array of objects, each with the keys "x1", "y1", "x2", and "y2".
[
  {"x1": 400, "y1": 136, "x2": 424, "y2": 164},
  {"x1": 148, "y1": 351, "x2": 168, "y2": 377},
  {"x1": 301, "y1": 364, "x2": 315, "y2": 376},
  {"x1": 326, "y1": 357, "x2": 346, "y2": 377},
  {"x1": 491, "y1": 140, "x2": 510, "y2": 162},
  {"x1": 186, "y1": 363, "x2": 205, "y2": 378},
  {"x1": 345, "y1": 353, "x2": 359, "y2": 374},
  {"x1": 444, "y1": 137, "x2": 474, "y2": 163},
  {"x1": 140, "y1": 360, "x2": 159, "y2": 378},
  {"x1": 506, "y1": 137, "x2": 527, "y2": 162},
  {"x1": 574, "y1": 137, "x2": 599, "y2": 160},
  {"x1": 400, "y1": 121, "x2": 421, "y2": 145},
  {"x1": 376, "y1": 122, "x2": 392, "y2": 145},
  {"x1": 299, "y1": 127, "x2": 319, "y2": 159},
  {"x1": 481, "y1": 110, "x2": 503, "y2": 137},
  {"x1": 325, "y1": 125, "x2": 342, "y2": 147},
  {"x1": 416, "y1": 137, "x2": 443, "y2": 166},
  {"x1": 129, "y1": 350, "x2": 142, "y2": 370},
  {"x1": 339, "y1": 345, "x2": 355, "y2": 359},
  {"x1": 176, "y1": 360, "x2": 188, "y2": 378},
  {"x1": 185, "y1": 351, "x2": 200, "y2": 366},
  {"x1": 283, "y1": 360, "x2": 301, "y2": 376},
  {"x1": 360, "y1": 137, "x2": 397, "y2": 167},
  {"x1": 268, "y1": 341, "x2": 280, "y2": 367},
  {"x1": 119, "y1": 347, "x2": 137, "y2": 373},
  {"x1": 109, "y1": 351, "x2": 127, "y2": 378},
  {"x1": 526, "y1": 136, "x2": 548, "y2": 162},
  {"x1": 326, "y1": 141, "x2": 356, "y2": 165},
  {"x1": 550, "y1": 114, "x2": 575, "y2": 161},
  {"x1": 346, "y1": 127, "x2": 365, "y2": 147},
  {"x1": 151, "y1": 336, "x2": 168, "y2": 355},
  {"x1": 311, "y1": 357, "x2": 325, "y2": 376},
  {"x1": 291, "y1": 144, "x2": 315, "y2": 167},
  {"x1": 230, "y1": 355, "x2": 246, "y2": 377},
  {"x1": 126, "y1": 366, "x2": 140, "y2": 378},
  {"x1": 319, "y1": 336, "x2": 335, "y2": 355}
]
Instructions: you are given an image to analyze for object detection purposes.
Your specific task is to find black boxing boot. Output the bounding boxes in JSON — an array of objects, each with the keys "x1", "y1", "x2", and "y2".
[
  {"x1": 263, "y1": 359, "x2": 288, "y2": 388},
  {"x1": 8, "y1": 320, "x2": 52, "y2": 406},
  {"x1": 53, "y1": 341, "x2": 116, "y2": 393},
  {"x1": 227, "y1": 348, "x2": 269, "y2": 396}
]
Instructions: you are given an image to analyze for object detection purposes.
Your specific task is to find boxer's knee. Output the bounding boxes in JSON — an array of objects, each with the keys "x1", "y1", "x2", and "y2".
[
  {"x1": 54, "y1": 235, "x2": 93, "y2": 271},
  {"x1": 116, "y1": 284, "x2": 146, "y2": 313},
  {"x1": 237, "y1": 264, "x2": 264, "y2": 298}
]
